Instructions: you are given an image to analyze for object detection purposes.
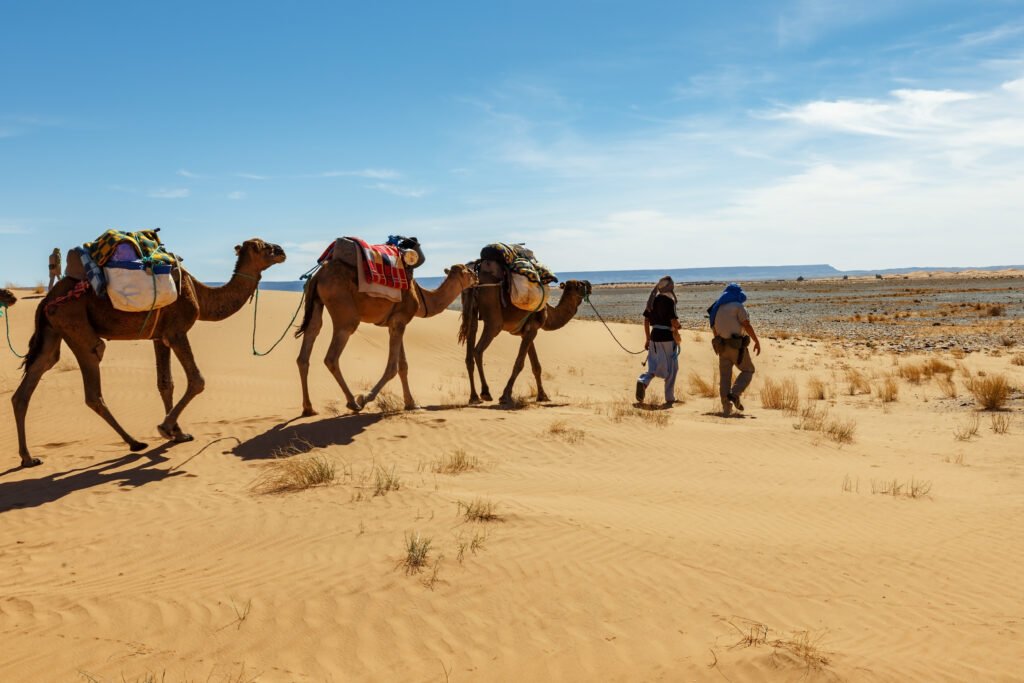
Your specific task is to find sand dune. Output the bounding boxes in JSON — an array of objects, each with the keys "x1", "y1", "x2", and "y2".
[{"x1": 2, "y1": 289, "x2": 1023, "y2": 682}]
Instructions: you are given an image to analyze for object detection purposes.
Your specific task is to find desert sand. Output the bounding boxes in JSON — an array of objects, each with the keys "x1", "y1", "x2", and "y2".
[{"x1": 1, "y1": 288, "x2": 1022, "y2": 682}]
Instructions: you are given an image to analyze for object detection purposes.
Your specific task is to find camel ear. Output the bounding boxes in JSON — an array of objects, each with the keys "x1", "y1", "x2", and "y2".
[
  {"x1": 559, "y1": 282, "x2": 565, "y2": 289},
  {"x1": 234, "y1": 244, "x2": 242, "y2": 255},
  {"x1": 444, "y1": 267, "x2": 450, "y2": 275}
]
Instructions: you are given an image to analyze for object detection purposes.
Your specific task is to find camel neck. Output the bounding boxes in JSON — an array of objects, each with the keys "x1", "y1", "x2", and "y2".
[
  {"x1": 542, "y1": 291, "x2": 583, "y2": 331},
  {"x1": 192, "y1": 270, "x2": 261, "y2": 322},
  {"x1": 415, "y1": 272, "x2": 465, "y2": 318}
]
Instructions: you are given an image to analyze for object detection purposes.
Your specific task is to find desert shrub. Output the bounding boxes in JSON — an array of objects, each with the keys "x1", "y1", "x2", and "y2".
[
  {"x1": 936, "y1": 374, "x2": 958, "y2": 399},
  {"x1": 431, "y1": 449, "x2": 480, "y2": 474},
  {"x1": 824, "y1": 418, "x2": 856, "y2": 444},
  {"x1": 457, "y1": 498, "x2": 502, "y2": 522},
  {"x1": 400, "y1": 532, "x2": 432, "y2": 574},
  {"x1": 608, "y1": 399, "x2": 670, "y2": 426},
  {"x1": 899, "y1": 363, "x2": 923, "y2": 384},
  {"x1": 760, "y1": 377, "x2": 799, "y2": 412},
  {"x1": 806, "y1": 377, "x2": 828, "y2": 400},
  {"x1": 990, "y1": 413, "x2": 1011, "y2": 434},
  {"x1": 986, "y1": 304, "x2": 1006, "y2": 317},
  {"x1": 687, "y1": 368, "x2": 717, "y2": 398},
  {"x1": 795, "y1": 403, "x2": 829, "y2": 431},
  {"x1": 547, "y1": 420, "x2": 585, "y2": 443},
  {"x1": 373, "y1": 464, "x2": 401, "y2": 496},
  {"x1": 1011, "y1": 354, "x2": 1024, "y2": 367},
  {"x1": 967, "y1": 374, "x2": 1011, "y2": 410},
  {"x1": 251, "y1": 455, "x2": 335, "y2": 494},
  {"x1": 875, "y1": 376, "x2": 899, "y2": 403},
  {"x1": 954, "y1": 413, "x2": 980, "y2": 441},
  {"x1": 845, "y1": 368, "x2": 871, "y2": 395}
]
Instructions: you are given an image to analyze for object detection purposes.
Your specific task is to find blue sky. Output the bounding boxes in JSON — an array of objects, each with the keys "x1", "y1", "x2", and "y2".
[{"x1": 2, "y1": 1, "x2": 1023, "y2": 283}]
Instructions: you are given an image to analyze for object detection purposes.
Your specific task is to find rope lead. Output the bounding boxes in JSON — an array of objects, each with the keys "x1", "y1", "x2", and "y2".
[
  {"x1": 1, "y1": 303, "x2": 27, "y2": 359},
  {"x1": 250, "y1": 264, "x2": 321, "y2": 357}
]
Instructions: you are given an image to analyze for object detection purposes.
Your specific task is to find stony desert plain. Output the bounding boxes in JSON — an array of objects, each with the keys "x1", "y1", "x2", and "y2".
[{"x1": 1, "y1": 272, "x2": 1023, "y2": 682}]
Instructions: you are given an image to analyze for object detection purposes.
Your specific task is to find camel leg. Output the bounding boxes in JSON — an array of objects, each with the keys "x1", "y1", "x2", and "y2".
[
  {"x1": 473, "y1": 320, "x2": 502, "y2": 403},
  {"x1": 70, "y1": 342, "x2": 148, "y2": 452},
  {"x1": 528, "y1": 342, "x2": 550, "y2": 402},
  {"x1": 398, "y1": 342, "x2": 418, "y2": 410},
  {"x1": 297, "y1": 300, "x2": 325, "y2": 416},
  {"x1": 324, "y1": 324, "x2": 361, "y2": 413},
  {"x1": 12, "y1": 327, "x2": 62, "y2": 467},
  {"x1": 154, "y1": 340, "x2": 191, "y2": 441},
  {"x1": 500, "y1": 329, "x2": 538, "y2": 404},
  {"x1": 464, "y1": 313, "x2": 481, "y2": 404},
  {"x1": 157, "y1": 334, "x2": 204, "y2": 443},
  {"x1": 356, "y1": 322, "x2": 406, "y2": 410}
]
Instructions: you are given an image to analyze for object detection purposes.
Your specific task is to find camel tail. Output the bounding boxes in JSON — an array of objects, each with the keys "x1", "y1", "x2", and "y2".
[
  {"x1": 295, "y1": 271, "x2": 320, "y2": 338},
  {"x1": 457, "y1": 287, "x2": 477, "y2": 346},
  {"x1": 21, "y1": 300, "x2": 51, "y2": 371}
]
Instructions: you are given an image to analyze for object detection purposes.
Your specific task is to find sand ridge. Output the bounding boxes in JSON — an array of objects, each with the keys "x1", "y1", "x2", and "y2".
[{"x1": 1, "y1": 289, "x2": 1023, "y2": 682}]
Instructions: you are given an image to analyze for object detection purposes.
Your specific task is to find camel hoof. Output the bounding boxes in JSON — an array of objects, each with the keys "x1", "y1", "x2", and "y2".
[
  {"x1": 21, "y1": 457, "x2": 42, "y2": 468},
  {"x1": 129, "y1": 441, "x2": 149, "y2": 452},
  {"x1": 480, "y1": 392, "x2": 493, "y2": 402},
  {"x1": 469, "y1": 397, "x2": 482, "y2": 405},
  {"x1": 536, "y1": 394, "x2": 550, "y2": 402},
  {"x1": 302, "y1": 408, "x2": 318, "y2": 417},
  {"x1": 351, "y1": 396, "x2": 368, "y2": 412},
  {"x1": 404, "y1": 403, "x2": 421, "y2": 411}
]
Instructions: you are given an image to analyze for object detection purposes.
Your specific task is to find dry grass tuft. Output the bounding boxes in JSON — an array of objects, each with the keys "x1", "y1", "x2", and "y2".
[
  {"x1": 823, "y1": 418, "x2": 856, "y2": 444},
  {"x1": 458, "y1": 498, "x2": 502, "y2": 523},
  {"x1": 841, "y1": 474, "x2": 859, "y2": 493},
  {"x1": 899, "y1": 363, "x2": 923, "y2": 384},
  {"x1": 431, "y1": 449, "x2": 480, "y2": 474},
  {"x1": 608, "y1": 399, "x2": 670, "y2": 426},
  {"x1": 400, "y1": 532, "x2": 432, "y2": 575},
  {"x1": 1011, "y1": 353, "x2": 1024, "y2": 367},
  {"x1": 760, "y1": 377, "x2": 799, "y2": 412},
  {"x1": 806, "y1": 377, "x2": 828, "y2": 401},
  {"x1": 547, "y1": 420, "x2": 585, "y2": 444},
  {"x1": 870, "y1": 477, "x2": 932, "y2": 498},
  {"x1": 954, "y1": 413, "x2": 981, "y2": 441},
  {"x1": 687, "y1": 368, "x2": 718, "y2": 398},
  {"x1": 990, "y1": 413, "x2": 1011, "y2": 435},
  {"x1": 967, "y1": 374, "x2": 1011, "y2": 410},
  {"x1": 936, "y1": 374, "x2": 958, "y2": 399},
  {"x1": 795, "y1": 403, "x2": 829, "y2": 432},
  {"x1": 374, "y1": 390, "x2": 404, "y2": 416},
  {"x1": 986, "y1": 303, "x2": 1006, "y2": 317},
  {"x1": 251, "y1": 455, "x2": 335, "y2": 494},
  {"x1": 456, "y1": 530, "x2": 488, "y2": 564},
  {"x1": 373, "y1": 464, "x2": 401, "y2": 496},
  {"x1": 875, "y1": 376, "x2": 899, "y2": 403},
  {"x1": 845, "y1": 368, "x2": 872, "y2": 395},
  {"x1": 726, "y1": 619, "x2": 832, "y2": 674}
]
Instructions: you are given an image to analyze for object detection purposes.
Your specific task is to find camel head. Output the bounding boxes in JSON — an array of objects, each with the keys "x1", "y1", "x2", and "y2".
[
  {"x1": 0, "y1": 288, "x2": 15, "y2": 308},
  {"x1": 558, "y1": 279, "x2": 593, "y2": 302},
  {"x1": 443, "y1": 263, "x2": 478, "y2": 290},
  {"x1": 234, "y1": 239, "x2": 287, "y2": 274}
]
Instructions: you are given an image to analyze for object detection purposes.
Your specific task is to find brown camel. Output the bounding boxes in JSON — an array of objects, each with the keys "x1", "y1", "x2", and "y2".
[
  {"x1": 0, "y1": 288, "x2": 16, "y2": 308},
  {"x1": 12, "y1": 239, "x2": 286, "y2": 468},
  {"x1": 458, "y1": 267, "x2": 592, "y2": 405},
  {"x1": 295, "y1": 260, "x2": 476, "y2": 416}
]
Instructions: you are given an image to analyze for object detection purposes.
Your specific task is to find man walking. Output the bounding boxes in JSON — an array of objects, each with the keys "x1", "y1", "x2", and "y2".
[
  {"x1": 708, "y1": 283, "x2": 761, "y2": 416},
  {"x1": 636, "y1": 276, "x2": 681, "y2": 406}
]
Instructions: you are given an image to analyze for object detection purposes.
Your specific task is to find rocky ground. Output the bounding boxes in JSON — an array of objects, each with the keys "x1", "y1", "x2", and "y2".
[{"x1": 578, "y1": 275, "x2": 1024, "y2": 355}]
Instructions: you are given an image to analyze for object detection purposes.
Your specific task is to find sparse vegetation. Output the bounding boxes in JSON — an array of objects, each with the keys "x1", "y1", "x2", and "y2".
[
  {"x1": 967, "y1": 374, "x2": 1011, "y2": 410},
  {"x1": 726, "y1": 618, "x2": 832, "y2": 675},
  {"x1": 547, "y1": 420, "x2": 585, "y2": 444},
  {"x1": 806, "y1": 377, "x2": 828, "y2": 400},
  {"x1": 875, "y1": 376, "x2": 899, "y2": 403},
  {"x1": 954, "y1": 413, "x2": 981, "y2": 441},
  {"x1": 608, "y1": 399, "x2": 670, "y2": 426},
  {"x1": 760, "y1": 377, "x2": 799, "y2": 412},
  {"x1": 795, "y1": 403, "x2": 829, "y2": 432},
  {"x1": 431, "y1": 448, "x2": 481, "y2": 474},
  {"x1": 251, "y1": 454, "x2": 335, "y2": 494},
  {"x1": 1011, "y1": 353, "x2": 1024, "y2": 367},
  {"x1": 374, "y1": 390, "x2": 404, "y2": 416},
  {"x1": 845, "y1": 368, "x2": 871, "y2": 395},
  {"x1": 687, "y1": 368, "x2": 717, "y2": 398},
  {"x1": 456, "y1": 530, "x2": 488, "y2": 564},
  {"x1": 986, "y1": 304, "x2": 1006, "y2": 317},
  {"x1": 841, "y1": 474, "x2": 859, "y2": 493},
  {"x1": 400, "y1": 532, "x2": 432, "y2": 574},
  {"x1": 870, "y1": 477, "x2": 932, "y2": 498},
  {"x1": 823, "y1": 418, "x2": 856, "y2": 444},
  {"x1": 373, "y1": 464, "x2": 401, "y2": 496},
  {"x1": 936, "y1": 374, "x2": 958, "y2": 399},
  {"x1": 458, "y1": 498, "x2": 502, "y2": 522},
  {"x1": 990, "y1": 413, "x2": 1011, "y2": 435}
]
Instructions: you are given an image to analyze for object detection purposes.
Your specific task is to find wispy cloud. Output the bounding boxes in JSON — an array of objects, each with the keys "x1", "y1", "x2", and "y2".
[
  {"x1": 370, "y1": 183, "x2": 428, "y2": 198},
  {"x1": 147, "y1": 188, "x2": 190, "y2": 199},
  {"x1": 177, "y1": 168, "x2": 203, "y2": 178},
  {"x1": 0, "y1": 221, "x2": 30, "y2": 234},
  {"x1": 235, "y1": 172, "x2": 269, "y2": 180},
  {"x1": 318, "y1": 168, "x2": 400, "y2": 179},
  {"x1": 227, "y1": 191, "x2": 246, "y2": 200}
]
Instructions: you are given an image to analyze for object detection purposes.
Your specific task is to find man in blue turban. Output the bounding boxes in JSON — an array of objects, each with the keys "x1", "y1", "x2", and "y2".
[{"x1": 708, "y1": 283, "x2": 761, "y2": 416}]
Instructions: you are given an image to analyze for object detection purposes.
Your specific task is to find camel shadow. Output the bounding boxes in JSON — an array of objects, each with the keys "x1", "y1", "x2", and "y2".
[
  {"x1": 701, "y1": 411, "x2": 755, "y2": 419},
  {"x1": 0, "y1": 444, "x2": 181, "y2": 513},
  {"x1": 231, "y1": 412, "x2": 381, "y2": 460}
]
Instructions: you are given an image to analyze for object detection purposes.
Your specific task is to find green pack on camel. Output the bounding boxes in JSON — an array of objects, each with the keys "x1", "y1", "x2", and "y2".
[{"x1": 85, "y1": 229, "x2": 178, "y2": 267}]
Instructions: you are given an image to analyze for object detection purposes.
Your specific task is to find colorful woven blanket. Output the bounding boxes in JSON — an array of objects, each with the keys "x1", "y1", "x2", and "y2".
[
  {"x1": 85, "y1": 229, "x2": 176, "y2": 267},
  {"x1": 351, "y1": 237, "x2": 409, "y2": 290},
  {"x1": 482, "y1": 243, "x2": 557, "y2": 284}
]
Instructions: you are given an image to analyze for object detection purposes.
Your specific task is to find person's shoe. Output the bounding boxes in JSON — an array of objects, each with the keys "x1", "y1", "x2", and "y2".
[
  {"x1": 728, "y1": 393, "x2": 744, "y2": 411},
  {"x1": 635, "y1": 381, "x2": 646, "y2": 402},
  {"x1": 721, "y1": 402, "x2": 733, "y2": 416}
]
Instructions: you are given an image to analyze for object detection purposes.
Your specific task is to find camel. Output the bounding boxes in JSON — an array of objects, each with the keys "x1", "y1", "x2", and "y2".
[
  {"x1": 0, "y1": 288, "x2": 15, "y2": 308},
  {"x1": 295, "y1": 260, "x2": 477, "y2": 416},
  {"x1": 458, "y1": 265, "x2": 592, "y2": 405},
  {"x1": 12, "y1": 239, "x2": 286, "y2": 468}
]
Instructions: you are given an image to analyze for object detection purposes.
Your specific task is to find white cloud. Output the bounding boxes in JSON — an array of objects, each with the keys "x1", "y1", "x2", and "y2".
[
  {"x1": 147, "y1": 188, "x2": 190, "y2": 199},
  {"x1": 0, "y1": 221, "x2": 29, "y2": 234},
  {"x1": 236, "y1": 172, "x2": 269, "y2": 180},
  {"x1": 227, "y1": 191, "x2": 246, "y2": 200},
  {"x1": 319, "y1": 168, "x2": 400, "y2": 179},
  {"x1": 371, "y1": 183, "x2": 428, "y2": 198}
]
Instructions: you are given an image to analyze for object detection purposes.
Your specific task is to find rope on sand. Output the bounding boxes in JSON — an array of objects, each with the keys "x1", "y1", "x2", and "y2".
[
  {"x1": 1, "y1": 304, "x2": 26, "y2": 359},
  {"x1": 171, "y1": 436, "x2": 242, "y2": 471}
]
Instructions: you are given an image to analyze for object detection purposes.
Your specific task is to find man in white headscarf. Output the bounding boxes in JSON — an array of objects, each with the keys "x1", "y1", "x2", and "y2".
[{"x1": 636, "y1": 276, "x2": 681, "y2": 405}]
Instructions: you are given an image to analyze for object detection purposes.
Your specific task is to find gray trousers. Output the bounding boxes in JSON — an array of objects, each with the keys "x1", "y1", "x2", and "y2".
[
  {"x1": 718, "y1": 344, "x2": 755, "y2": 404},
  {"x1": 638, "y1": 341, "x2": 678, "y2": 403}
]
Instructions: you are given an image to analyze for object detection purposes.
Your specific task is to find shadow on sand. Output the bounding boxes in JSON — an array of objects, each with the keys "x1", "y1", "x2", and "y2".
[
  {"x1": 0, "y1": 444, "x2": 180, "y2": 513},
  {"x1": 230, "y1": 412, "x2": 383, "y2": 460}
]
